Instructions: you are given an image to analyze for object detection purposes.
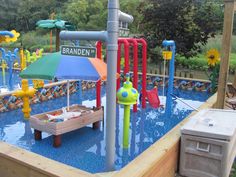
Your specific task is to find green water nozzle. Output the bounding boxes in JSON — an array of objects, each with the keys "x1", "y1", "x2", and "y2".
[{"x1": 117, "y1": 73, "x2": 138, "y2": 105}]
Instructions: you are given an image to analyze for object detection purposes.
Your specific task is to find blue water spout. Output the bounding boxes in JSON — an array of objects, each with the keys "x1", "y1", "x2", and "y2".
[{"x1": 162, "y1": 40, "x2": 176, "y2": 117}]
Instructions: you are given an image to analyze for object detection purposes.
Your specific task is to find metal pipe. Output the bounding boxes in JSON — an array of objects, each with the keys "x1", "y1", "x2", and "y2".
[
  {"x1": 117, "y1": 43, "x2": 121, "y2": 90},
  {"x1": 119, "y1": 11, "x2": 134, "y2": 23},
  {"x1": 60, "y1": 31, "x2": 108, "y2": 41},
  {"x1": 105, "y1": 0, "x2": 119, "y2": 170}
]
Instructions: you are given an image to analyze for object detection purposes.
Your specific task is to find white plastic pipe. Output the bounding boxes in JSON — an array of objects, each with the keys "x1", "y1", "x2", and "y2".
[{"x1": 67, "y1": 80, "x2": 70, "y2": 111}]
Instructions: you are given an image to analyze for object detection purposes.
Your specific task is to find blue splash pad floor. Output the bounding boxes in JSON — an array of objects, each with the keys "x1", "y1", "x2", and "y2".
[{"x1": 0, "y1": 85, "x2": 211, "y2": 173}]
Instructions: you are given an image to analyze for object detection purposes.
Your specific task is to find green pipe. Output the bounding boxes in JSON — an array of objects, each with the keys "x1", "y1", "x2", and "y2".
[{"x1": 123, "y1": 105, "x2": 130, "y2": 148}]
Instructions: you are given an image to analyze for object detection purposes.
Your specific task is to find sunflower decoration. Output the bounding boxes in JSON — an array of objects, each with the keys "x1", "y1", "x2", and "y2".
[
  {"x1": 206, "y1": 49, "x2": 220, "y2": 67},
  {"x1": 4, "y1": 30, "x2": 20, "y2": 43},
  {"x1": 205, "y1": 49, "x2": 221, "y2": 93},
  {"x1": 0, "y1": 36, "x2": 6, "y2": 43}
]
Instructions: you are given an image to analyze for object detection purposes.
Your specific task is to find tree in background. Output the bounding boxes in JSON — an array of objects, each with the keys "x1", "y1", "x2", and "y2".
[
  {"x1": 120, "y1": 0, "x2": 142, "y2": 34},
  {"x1": 0, "y1": 0, "x2": 19, "y2": 30},
  {"x1": 16, "y1": 0, "x2": 58, "y2": 31},
  {"x1": 139, "y1": 0, "x2": 223, "y2": 62},
  {"x1": 62, "y1": 0, "x2": 142, "y2": 32},
  {"x1": 62, "y1": 0, "x2": 107, "y2": 30}
]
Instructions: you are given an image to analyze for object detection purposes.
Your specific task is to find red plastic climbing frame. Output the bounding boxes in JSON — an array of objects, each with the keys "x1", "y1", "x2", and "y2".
[
  {"x1": 96, "y1": 41, "x2": 102, "y2": 108},
  {"x1": 96, "y1": 38, "x2": 147, "y2": 112}
]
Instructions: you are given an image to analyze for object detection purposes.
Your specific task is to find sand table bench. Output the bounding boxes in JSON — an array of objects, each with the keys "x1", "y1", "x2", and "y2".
[{"x1": 30, "y1": 104, "x2": 104, "y2": 147}]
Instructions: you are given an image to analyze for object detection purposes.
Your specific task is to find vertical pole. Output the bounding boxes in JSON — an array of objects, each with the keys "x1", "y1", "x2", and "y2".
[
  {"x1": 117, "y1": 43, "x2": 121, "y2": 91},
  {"x1": 50, "y1": 30, "x2": 53, "y2": 53},
  {"x1": 105, "y1": 0, "x2": 119, "y2": 170},
  {"x1": 56, "y1": 29, "x2": 60, "y2": 52},
  {"x1": 0, "y1": 48, "x2": 6, "y2": 86},
  {"x1": 96, "y1": 41, "x2": 102, "y2": 108},
  {"x1": 20, "y1": 48, "x2": 26, "y2": 70},
  {"x1": 7, "y1": 51, "x2": 13, "y2": 91},
  {"x1": 137, "y1": 39, "x2": 147, "y2": 108},
  {"x1": 78, "y1": 81, "x2": 82, "y2": 105},
  {"x1": 67, "y1": 80, "x2": 70, "y2": 111},
  {"x1": 123, "y1": 105, "x2": 130, "y2": 148},
  {"x1": 124, "y1": 40, "x2": 130, "y2": 75},
  {"x1": 133, "y1": 40, "x2": 138, "y2": 112},
  {"x1": 215, "y1": 0, "x2": 235, "y2": 108},
  {"x1": 164, "y1": 41, "x2": 176, "y2": 117},
  {"x1": 126, "y1": 38, "x2": 138, "y2": 112}
]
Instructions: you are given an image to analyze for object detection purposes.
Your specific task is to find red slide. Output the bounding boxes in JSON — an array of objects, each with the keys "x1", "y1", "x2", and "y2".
[{"x1": 146, "y1": 87, "x2": 160, "y2": 108}]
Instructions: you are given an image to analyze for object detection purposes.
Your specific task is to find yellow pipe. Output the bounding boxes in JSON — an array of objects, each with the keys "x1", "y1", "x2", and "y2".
[
  {"x1": 20, "y1": 48, "x2": 26, "y2": 70},
  {"x1": 2, "y1": 61, "x2": 6, "y2": 85},
  {"x1": 13, "y1": 79, "x2": 36, "y2": 119}
]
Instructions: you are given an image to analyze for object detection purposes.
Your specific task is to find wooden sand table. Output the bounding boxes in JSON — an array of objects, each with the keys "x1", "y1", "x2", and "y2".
[{"x1": 30, "y1": 104, "x2": 103, "y2": 147}]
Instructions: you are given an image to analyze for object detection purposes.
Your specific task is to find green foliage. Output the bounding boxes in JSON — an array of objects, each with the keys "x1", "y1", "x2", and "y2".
[
  {"x1": 0, "y1": 0, "x2": 70, "y2": 31},
  {"x1": 176, "y1": 53, "x2": 236, "y2": 74},
  {"x1": 176, "y1": 54, "x2": 208, "y2": 70},
  {"x1": 16, "y1": 0, "x2": 57, "y2": 31},
  {"x1": 139, "y1": 0, "x2": 223, "y2": 62},
  {"x1": 21, "y1": 31, "x2": 55, "y2": 52},
  {"x1": 200, "y1": 35, "x2": 236, "y2": 54},
  {"x1": 0, "y1": 0, "x2": 19, "y2": 29},
  {"x1": 120, "y1": 0, "x2": 142, "y2": 34},
  {"x1": 62, "y1": 0, "x2": 142, "y2": 32},
  {"x1": 62, "y1": 0, "x2": 107, "y2": 30}
]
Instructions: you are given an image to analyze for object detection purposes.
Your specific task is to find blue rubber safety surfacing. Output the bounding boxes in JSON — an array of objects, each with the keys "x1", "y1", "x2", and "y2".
[{"x1": 0, "y1": 84, "x2": 211, "y2": 173}]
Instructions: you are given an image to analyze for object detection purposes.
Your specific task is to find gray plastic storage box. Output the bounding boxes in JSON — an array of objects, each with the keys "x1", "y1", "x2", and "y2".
[{"x1": 179, "y1": 109, "x2": 236, "y2": 177}]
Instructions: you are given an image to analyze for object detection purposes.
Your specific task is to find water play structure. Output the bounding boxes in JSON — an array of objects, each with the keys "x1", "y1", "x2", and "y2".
[
  {"x1": 146, "y1": 87, "x2": 160, "y2": 108},
  {"x1": 0, "y1": 30, "x2": 21, "y2": 92},
  {"x1": 59, "y1": 3, "x2": 134, "y2": 169},
  {"x1": 96, "y1": 38, "x2": 147, "y2": 112},
  {"x1": 30, "y1": 104, "x2": 103, "y2": 147},
  {"x1": 25, "y1": 49, "x2": 44, "y2": 64},
  {"x1": 1, "y1": 0, "x2": 235, "y2": 176},
  {"x1": 76, "y1": 37, "x2": 147, "y2": 114},
  {"x1": 0, "y1": 47, "x2": 20, "y2": 91},
  {"x1": 117, "y1": 73, "x2": 138, "y2": 148},
  {"x1": 162, "y1": 40, "x2": 176, "y2": 116}
]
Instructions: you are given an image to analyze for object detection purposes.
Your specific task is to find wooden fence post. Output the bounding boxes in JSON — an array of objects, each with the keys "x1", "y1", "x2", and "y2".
[{"x1": 215, "y1": 0, "x2": 235, "y2": 108}]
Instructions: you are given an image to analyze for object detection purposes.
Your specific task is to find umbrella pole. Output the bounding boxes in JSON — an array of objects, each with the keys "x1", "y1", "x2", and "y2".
[{"x1": 67, "y1": 80, "x2": 70, "y2": 111}]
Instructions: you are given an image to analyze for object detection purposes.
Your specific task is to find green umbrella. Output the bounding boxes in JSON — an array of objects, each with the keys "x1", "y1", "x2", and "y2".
[{"x1": 20, "y1": 52, "x2": 60, "y2": 80}]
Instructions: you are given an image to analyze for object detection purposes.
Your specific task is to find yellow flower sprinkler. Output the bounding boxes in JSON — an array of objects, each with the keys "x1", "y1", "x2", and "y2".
[
  {"x1": 13, "y1": 80, "x2": 36, "y2": 119},
  {"x1": 206, "y1": 49, "x2": 220, "y2": 67}
]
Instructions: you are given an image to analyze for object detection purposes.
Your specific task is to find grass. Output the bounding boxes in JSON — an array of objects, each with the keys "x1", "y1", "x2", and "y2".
[
  {"x1": 200, "y1": 35, "x2": 236, "y2": 54},
  {"x1": 176, "y1": 53, "x2": 236, "y2": 74}
]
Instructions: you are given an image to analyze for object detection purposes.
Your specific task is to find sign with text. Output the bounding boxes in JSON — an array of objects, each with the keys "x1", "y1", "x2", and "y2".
[{"x1": 61, "y1": 46, "x2": 96, "y2": 58}]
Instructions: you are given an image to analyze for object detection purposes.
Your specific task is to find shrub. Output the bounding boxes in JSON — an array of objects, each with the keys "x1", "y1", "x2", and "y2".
[{"x1": 22, "y1": 31, "x2": 55, "y2": 52}]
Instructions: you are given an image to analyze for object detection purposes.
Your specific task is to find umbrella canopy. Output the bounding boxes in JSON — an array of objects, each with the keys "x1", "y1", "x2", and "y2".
[
  {"x1": 19, "y1": 52, "x2": 108, "y2": 81},
  {"x1": 36, "y1": 19, "x2": 75, "y2": 30}
]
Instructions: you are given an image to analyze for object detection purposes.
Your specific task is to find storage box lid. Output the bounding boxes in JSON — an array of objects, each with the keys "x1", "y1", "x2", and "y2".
[{"x1": 181, "y1": 109, "x2": 236, "y2": 141}]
